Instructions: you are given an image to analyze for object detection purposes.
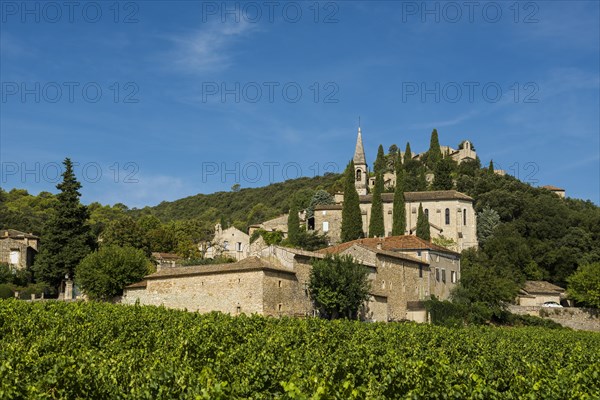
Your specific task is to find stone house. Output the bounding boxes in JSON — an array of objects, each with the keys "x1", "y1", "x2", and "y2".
[
  {"x1": 313, "y1": 190, "x2": 477, "y2": 251},
  {"x1": 319, "y1": 127, "x2": 477, "y2": 250},
  {"x1": 248, "y1": 211, "x2": 307, "y2": 239},
  {"x1": 203, "y1": 224, "x2": 250, "y2": 261},
  {"x1": 124, "y1": 236, "x2": 460, "y2": 323},
  {"x1": 0, "y1": 229, "x2": 39, "y2": 270},
  {"x1": 517, "y1": 281, "x2": 566, "y2": 306},
  {"x1": 151, "y1": 252, "x2": 182, "y2": 271},
  {"x1": 541, "y1": 185, "x2": 566, "y2": 199}
]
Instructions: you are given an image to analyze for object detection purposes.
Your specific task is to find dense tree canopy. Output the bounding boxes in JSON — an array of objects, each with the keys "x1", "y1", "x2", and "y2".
[{"x1": 309, "y1": 255, "x2": 371, "y2": 320}]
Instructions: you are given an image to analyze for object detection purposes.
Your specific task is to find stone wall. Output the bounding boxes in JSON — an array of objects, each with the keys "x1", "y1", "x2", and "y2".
[
  {"x1": 508, "y1": 305, "x2": 600, "y2": 332},
  {"x1": 122, "y1": 270, "x2": 266, "y2": 315}
]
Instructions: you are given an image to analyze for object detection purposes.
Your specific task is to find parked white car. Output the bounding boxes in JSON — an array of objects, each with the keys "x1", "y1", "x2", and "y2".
[{"x1": 541, "y1": 301, "x2": 563, "y2": 308}]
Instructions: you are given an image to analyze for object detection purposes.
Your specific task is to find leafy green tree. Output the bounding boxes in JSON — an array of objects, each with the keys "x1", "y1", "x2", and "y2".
[
  {"x1": 392, "y1": 154, "x2": 406, "y2": 236},
  {"x1": 287, "y1": 202, "x2": 300, "y2": 245},
  {"x1": 403, "y1": 142, "x2": 413, "y2": 165},
  {"x1": 567, "y1": 262, "x2": 600, "y2": 308},
  {"x1": 309, "y1": 254, "x2": 371, "y2": 319},
  {"x1": 452, "y1": 248, "x2": 520, "y2": 308},
  {"x1": 306, "y1": 190, "x2": 334, "y2": 219},
  {"x1": 341, "y1": 161, "x2": 363, "y2": 242},
  {"x1": 477, "y1": 206, "x2": 500, "y2": 245},
  {"x1": 432, "y1": 157, "x2": 454, "y2": 190},
  {"x1": 369, "y1": 173, "x2": 385, "y2": 237},
  {"x1": 416, "y1": 203, "x2": 430, "y2": 240},
  {"x1": 33, "y1": 158, "x2": 94, "y2": 289},
  {"x1": 101, "y1": 216, "x2": 147, "y2": 253},
  {"x1": 373, "y1": 144, "x2": 386, "y2": 175},
  {"x1": 76, "y1": 245, "x2": 152, "y2": 301}
]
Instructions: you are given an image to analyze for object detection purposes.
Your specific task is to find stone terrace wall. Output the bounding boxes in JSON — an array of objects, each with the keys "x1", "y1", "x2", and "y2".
[{"x1": 508, "y1": 305, "x2": 600, "y2": 332}]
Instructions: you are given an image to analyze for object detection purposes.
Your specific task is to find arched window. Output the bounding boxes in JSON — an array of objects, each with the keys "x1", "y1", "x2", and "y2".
[
  {"x1": 463, "y1": 209, "x2": 467, "y2": 225},
  {"x1": 356, "y1": 169, "x2": 362, "y2": 181},
  {"x1": 445, "y1": 208, "x2": 450, "y2": 225},
  {"x1": 424, "y1": 209, "x2": 429, "y2": 218}
]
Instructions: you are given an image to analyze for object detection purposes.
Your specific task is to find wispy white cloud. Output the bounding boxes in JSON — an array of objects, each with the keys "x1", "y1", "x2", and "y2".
[{"x1": 165, "y1": 21, "x2": 258, "y2": 73}]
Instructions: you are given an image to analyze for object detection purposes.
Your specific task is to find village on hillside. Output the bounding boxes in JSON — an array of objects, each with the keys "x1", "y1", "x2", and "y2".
[{"x1": 3, "y1": 127, "x2": 593, "y2": 330}]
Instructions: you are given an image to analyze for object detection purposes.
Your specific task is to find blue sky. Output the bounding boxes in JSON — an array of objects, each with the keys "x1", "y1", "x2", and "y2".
[{"x1": 1, "y1": 1, "x2": 599, "y2": 207}]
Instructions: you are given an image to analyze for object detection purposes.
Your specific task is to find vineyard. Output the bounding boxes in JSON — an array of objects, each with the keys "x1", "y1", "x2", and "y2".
[{"x1": 1, "y1": 301, "x2": 599, "y2": 399}]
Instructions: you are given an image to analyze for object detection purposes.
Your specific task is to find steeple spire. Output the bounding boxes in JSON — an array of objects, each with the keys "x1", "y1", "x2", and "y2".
[{"x1": 353, "y1": 126, "x2": 366, "y2": 165}]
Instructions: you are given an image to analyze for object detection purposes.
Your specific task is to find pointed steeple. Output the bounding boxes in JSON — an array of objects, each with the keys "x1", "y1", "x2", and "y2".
[{"x1": 353, "y1": 127, "x2": 367, "y2": 165}]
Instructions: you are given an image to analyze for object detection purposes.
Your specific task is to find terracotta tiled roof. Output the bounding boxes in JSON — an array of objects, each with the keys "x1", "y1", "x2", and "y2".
[
  {"x1": 125, "y1": 280, "x2": 147, "y2": 289},
  {"x1": 151, "y1": 252, "x2": 181, "y2": 260},
  {"x1": 359, "y1": 190, "x2": 473, "y2": 203},
  {"x1": 144, "y1": 256, "x2": 295, "y2": 280},
  {"x1": 541, "y1": 185, "x2": 564, "y2": 191},
  {"x1": 522, "y1": 281, "x2": 565, "y2": 295},
  {"x1": 0, "y1": 229, "x2": 39, "y2": 239},
  {"x1": 319, "y1": 235, "x2": 459, "y2": 257},
  {"x1": 352, "y1": 244, "x2": 427, "y2": 265}
]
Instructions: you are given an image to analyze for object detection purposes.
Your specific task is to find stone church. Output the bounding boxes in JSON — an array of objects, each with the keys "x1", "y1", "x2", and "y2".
[{"x1": 312, "y1": 128, "x2": 478, "y2": 251}]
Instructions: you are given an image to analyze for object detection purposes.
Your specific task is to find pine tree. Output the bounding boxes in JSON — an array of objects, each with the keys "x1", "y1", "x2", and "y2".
[
  {"x1": 369, "y1": 172, "x2": 385, "y2": 237},
  {"x1": 392, "y1": 153, "x2": 406, "y2": 236},
  {"x1": 287, "y1": 201, "x2": 300, "y2": 245},
  {"x1": 416, "y1": 203, "x2": 431, "y2": 241},
  {"x1": 403, "y1": 142, "x2": 413, "y2": 165},
  {"x1": 374, "y1": 144, "x2": 386, "y2": 175},
  {"x1": 425, "y1": 128, "x2": 442, "y2": 169},
  {"x1": 432, "y1": 156, "x2": 454, "y2": 190},
  {"x1": 341, "y1": 161, "x2": 363, "y2": 242},
  {"x1": 33, "y1": 158, "x2": 94, "y2": 290}
]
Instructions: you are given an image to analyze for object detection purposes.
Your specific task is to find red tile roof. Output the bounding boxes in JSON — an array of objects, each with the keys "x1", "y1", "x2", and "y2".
[
  {"x1": 541, "y1": 185, "x2": 565, "y2": 191},
  {"x1": 319, "y1": 235, "x2": 459, "y2": 256}
]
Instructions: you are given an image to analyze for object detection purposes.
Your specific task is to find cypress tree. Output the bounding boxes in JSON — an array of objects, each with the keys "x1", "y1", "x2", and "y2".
[
  {"x1": 488, "y1": 160, "x2": 495, "y2": 174},
  {"x1": 374, "y1": 144, "x2": 386, "y2": 175},
  {"x1": 416, "y1": 167, "x2": 428, "y2": 191},
  {"x1": 392, "y1": 153, "x2": 406, "y2": 236},
  {"x1": 416, "y1": 203, "x2": 431, "y2": 241},
  {"x1": 426, "y1": 128, "x2": 442, "y2": 169},
  {"x1": 432, "y1": 156, "x2": 454, "y2": 190},
  {"x1": 403, "y1": 142, "x2": 413, "y2": 165},
  {"x1": 368, "y1": 172, "x2": 385, "y2": 237},
  {"x1": 33, "y1": 158, "x2": 94, "y2": 290},
  {"x1": 341, "y1": 161, "x2": 363, "y2": 242},
  {"x1": 287, "y1": 201, "x2": 300, "y2": 245}
]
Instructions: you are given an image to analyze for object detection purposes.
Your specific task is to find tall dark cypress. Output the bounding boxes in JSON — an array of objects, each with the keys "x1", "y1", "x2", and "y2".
[
  {"x1": 416, "y1": 203, "x2": 431, "y2": 241},
  {"x1": 287, "y1": 201, "x2": 300, "y2": 245},
  {"x1": 426, "y1": 128, "x2": 442, "y2": 169},
  {"x1": 392, "y1": 153, "x2": 406, "y2": 236},
  {"x1": 432, "y1": 156, "x2": 454, "y2": 190},
  {"x1": 341, "y1": 161, "x2": 363, "y2": 242},
  {"x1": 368, "y1": 172, "x2": 385, "y2": 237},
  {"x1": 403, "y1": 142, "x2": 413, "y2": 165},
  {"x1": 33, "y1": 158, "x2": 94, "y2": 289},
  {"x1": 488, "y1": 160, "x2": 495, "y2": 174},
  {"x1": 374, "y1": 144, "x2": 386, "y2": 175}
]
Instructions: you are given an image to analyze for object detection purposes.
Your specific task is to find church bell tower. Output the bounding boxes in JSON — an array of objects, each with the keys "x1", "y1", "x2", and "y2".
[{"x1": 353, "y1": 126, "x2": 368, "y2": 195}]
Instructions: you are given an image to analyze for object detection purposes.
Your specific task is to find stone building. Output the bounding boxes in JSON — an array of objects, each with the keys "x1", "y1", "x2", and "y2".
[
  {"x1": 541, "y1": 185, "x2": 566, "y2": 199},
  {"x1": 123, "y1": 236, "x2": 460, "y2": 322},
  {"x1": 0, "y1": 229, "x2": 39, "y2": 270},
  {"x1": 313, "y1": 128, "x2": 478, "y2": 250},
  {"x1": 313, "y1": 190, "x2": 477, "y2": 250},
  {"x1": 517, "y1": 281, "x2": 566, "y2": 307},
  {"x1": 248, "y1": 211, "x2": 306, "y2": 239},
  {"x1": 203, "y1": 224, "x2": 250, "y2": 261}
]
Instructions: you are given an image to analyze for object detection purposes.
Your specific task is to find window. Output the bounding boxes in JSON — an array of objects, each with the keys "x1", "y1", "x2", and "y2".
[
  {"x1": 419, "y1": 265, "x2": 423, "y2": 278},
  {"x1": 278, "y1": 304, "x2": 283, "y2": 312},
  {"x1": 9, "y1": 250, "x2": 20, "y2": 265},
  {"x1": 236, "y1": 242, "x2": 242, "y2": 251},
  {"x1": 435, "y1": 268, "x2": 440, "y2": 282},
  {"x1": 236, "y1": 306, "x2": 241, "y2": 314},
  {"x1": 322, "y1": 221, "x2": 329, "y2": 232},
  {"x1": 223, "y1": 241, "x2": 229, "y2": 250},
  {"x1": 381, "y1": 280, "x2": 386, "y2": 289},
  {"x1": 451, "y1": 271, "x2": 457, "y2": 283},
  {"x1": 445, "y1": 208, "x2": 450, "y2": 225},
  {"x1": 442, "y1": 269, "x2": 446, "y2": 283},
  {"x1": 463, "y1": 209, "x2": 467, "y2": 225},
  {"x1": 278, "y1": 280, "x2": 282, "y2": 288},
  {"x1": 424, "y1": 208, "x2": 429, "y2": 218},
  {"x1": 356, "y1": 169, "x2": 362, "y2": 181}
]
